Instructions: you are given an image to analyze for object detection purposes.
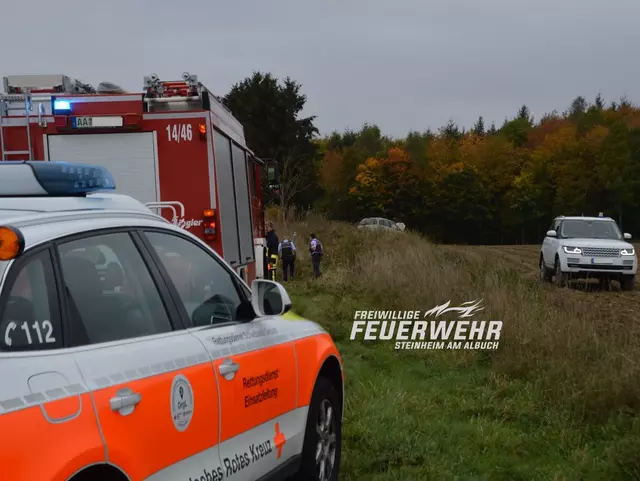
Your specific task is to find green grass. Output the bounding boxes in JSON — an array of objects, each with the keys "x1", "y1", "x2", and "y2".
[
  {"x1": 272, "y1": 216, "x2": 640, "y2": 480},
  {"x1": 287, "y1": 283, "x2": 639, "y2": 481}
]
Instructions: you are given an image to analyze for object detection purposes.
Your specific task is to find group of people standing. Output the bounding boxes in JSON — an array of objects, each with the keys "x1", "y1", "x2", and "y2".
[{"x1": 264, "y1": 221, "x2": 323, "y2": 281}]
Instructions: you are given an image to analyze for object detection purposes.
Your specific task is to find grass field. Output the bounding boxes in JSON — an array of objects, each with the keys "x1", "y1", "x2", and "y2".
[{"x1": 272, "y1": 216, "x2": 640, "y2": 481}]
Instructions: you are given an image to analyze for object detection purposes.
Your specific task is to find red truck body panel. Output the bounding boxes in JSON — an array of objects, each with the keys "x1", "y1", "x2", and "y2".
[{"x1": 0, "y1": 85, "x2": 266, "y2": 282}]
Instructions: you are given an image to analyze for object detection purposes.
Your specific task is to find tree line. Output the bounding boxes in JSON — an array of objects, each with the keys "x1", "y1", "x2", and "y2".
[{"x1": 224, "y1": 72, "x2": 640, "y2": 244}]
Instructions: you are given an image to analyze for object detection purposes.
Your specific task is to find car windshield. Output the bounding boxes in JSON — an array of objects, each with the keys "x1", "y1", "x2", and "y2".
[{"x1": 560, "y1": 219, "x2": 622, "y2": 240}]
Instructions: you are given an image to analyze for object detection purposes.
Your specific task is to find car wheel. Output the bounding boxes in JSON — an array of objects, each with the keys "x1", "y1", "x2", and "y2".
[
  {"x1": 620, "y1": 274, "x2": 636, "y2": 291},
  {"x1": 292, "y1": 376, "x2": 341, "y2": 481},
  {"x1": 539, "y1": 256, "x2": 552, "y2": 283},
  {"x1": 554, "y1": 257, "x2": 567, "y2": 287}
]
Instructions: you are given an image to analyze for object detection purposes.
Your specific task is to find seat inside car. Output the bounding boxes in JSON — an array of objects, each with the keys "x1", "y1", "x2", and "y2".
[{"x1": 62, "y1": 256, "x2": 134, "y2": 344}]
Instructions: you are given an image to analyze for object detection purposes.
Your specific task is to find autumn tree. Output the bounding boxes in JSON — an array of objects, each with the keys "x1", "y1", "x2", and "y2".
[
  {"x1": 294, "y1": 86, "x2": 640, "y2": 243},
  {"x1": 425, "y1": 162, "x2": 493, "y2": 243},
  {"x1": 472, "y1": 116, "x2": 485, "y2": 136},
  {"x1": 567, "y1": 96, "x2": 588, "y2": 119},
  {"x1": 348, "y1": 147, "x2": 425, "y2": 224},
  {"x1": 404, "y1": 130, "x2": 430, "y2": 169}
]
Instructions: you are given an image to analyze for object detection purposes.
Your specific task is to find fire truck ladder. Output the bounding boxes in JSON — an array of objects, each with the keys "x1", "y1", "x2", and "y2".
[{"x1": 0, "y1": 90, "x2": 34, "y2": 161}]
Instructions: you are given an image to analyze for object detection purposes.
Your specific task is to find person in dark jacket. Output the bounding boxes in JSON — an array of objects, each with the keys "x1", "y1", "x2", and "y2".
[
  {"x1": 309, "y1": 233, "x2": 323, "y2": 279},
  {"x1": 278, "y1": 236, "x2": 296, "y2": 281},
  {"x1": 265, "y1": 222, "x2": 279, "y2": 280}
]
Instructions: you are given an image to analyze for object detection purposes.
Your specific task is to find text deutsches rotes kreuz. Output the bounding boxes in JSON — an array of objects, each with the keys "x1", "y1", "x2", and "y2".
[{"x1": 172, "y1": 217, "x2": 204, "y2": 229}]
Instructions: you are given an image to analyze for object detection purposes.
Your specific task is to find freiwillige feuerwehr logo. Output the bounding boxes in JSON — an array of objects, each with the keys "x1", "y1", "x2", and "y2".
[{"x1": 350, "y1": 299, "x2": 501, "y2": 350}]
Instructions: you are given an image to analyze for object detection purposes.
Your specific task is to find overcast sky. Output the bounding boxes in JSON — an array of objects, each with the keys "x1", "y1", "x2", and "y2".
[{"x1": 2, "y1": 0, "x2": 639, "y2": 138}]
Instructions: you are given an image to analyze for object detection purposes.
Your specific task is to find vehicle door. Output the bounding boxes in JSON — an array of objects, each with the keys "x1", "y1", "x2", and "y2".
[
  {"x1": 0, "y1": 245, "x2": 106, "y2": 481},
  {"x1": 140, "y1": 229, "x2": 299, "y2": 481},
  {"x1": 55, "y1": 230, "x2": 222, "y2": 481}
]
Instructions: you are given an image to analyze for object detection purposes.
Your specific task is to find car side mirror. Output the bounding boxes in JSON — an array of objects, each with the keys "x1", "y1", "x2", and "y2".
[
  {"x1": 624, "y1": 233, "x2": 632, "y2": 240},
  {"x1": 546, "y1": 230, "x2": 557, "y2": 238},
  {"x1": 251, "y1": 279, "x2": 292, "y2": 316}
]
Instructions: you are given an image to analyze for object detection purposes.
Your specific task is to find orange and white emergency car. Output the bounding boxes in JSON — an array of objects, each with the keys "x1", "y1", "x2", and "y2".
[
  {"x1": 0, "y1": 72, "x2": 274, "y2": 283},
  {"x1": 0, "y1": 161, "x2": 343, "y2": 481}
]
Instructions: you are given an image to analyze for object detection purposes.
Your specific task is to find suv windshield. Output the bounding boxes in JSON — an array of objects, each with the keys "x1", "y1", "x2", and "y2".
[{"x1": 560, "y1": 219, "x2": 622, "y2": 240}]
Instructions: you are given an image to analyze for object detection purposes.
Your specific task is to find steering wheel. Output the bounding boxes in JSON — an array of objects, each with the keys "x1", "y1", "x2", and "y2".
[{"x1": 192, "y1": 295, "x2": 235, "y2": 325}]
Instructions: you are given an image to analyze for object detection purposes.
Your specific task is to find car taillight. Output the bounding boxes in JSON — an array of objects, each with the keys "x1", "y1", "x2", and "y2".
[{"x1": 204, "y1": 208, "x2": 216, "y2": 241}]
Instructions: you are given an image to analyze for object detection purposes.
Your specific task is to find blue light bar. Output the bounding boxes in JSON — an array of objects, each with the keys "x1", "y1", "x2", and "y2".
[
  {"x1": 53, "y1": 99, "x2": 71, "y2": 111},
  {"x1": 27, "y1": 161, "x2": 116, "y2": 195}
]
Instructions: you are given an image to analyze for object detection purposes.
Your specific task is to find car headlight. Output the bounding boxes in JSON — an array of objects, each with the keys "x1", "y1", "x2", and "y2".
[
  {"x1": 621, "y1": 248, "x2": 635, "y2": 256},
  {"x1": 562, "y1": 246, "x2": 582, "y2": 254}
]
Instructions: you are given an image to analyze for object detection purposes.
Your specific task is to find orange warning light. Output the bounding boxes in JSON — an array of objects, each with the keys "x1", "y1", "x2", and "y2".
[
  {"x1": 203, "y1": 209, "x2": 215, "y2": 218},
  {"x1": 199, "y1": 123, "x2": 207, "y2": 135},
  {"x1": 0, "y1": 226, "x2": 25, "y2": 261}
]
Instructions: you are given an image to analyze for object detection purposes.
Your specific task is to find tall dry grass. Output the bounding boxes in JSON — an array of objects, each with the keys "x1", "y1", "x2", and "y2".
[{"x1": 272, "y1": 212, "x2": 640, "y2": 422}]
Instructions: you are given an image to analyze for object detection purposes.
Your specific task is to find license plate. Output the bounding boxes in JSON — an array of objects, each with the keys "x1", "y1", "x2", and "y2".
[
  {"x1": 72, "y1": 116, "x2": 123, "y2": 128},
  {"x1": 591, "y1": 258, "x2": 613, "y2": 265}
]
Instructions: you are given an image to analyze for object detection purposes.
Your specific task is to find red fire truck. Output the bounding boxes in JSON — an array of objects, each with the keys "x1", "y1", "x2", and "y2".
[{"x1": 0, "y1": 73, "x2": 269, "y2": 282}]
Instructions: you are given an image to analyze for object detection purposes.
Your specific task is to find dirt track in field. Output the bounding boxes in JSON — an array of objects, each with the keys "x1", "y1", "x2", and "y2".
[{"x1": 464, "y1": 244, "x2": 640, "y2": 319}]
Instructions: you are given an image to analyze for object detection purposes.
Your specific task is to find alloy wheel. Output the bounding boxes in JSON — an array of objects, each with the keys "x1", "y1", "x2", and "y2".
[{"x1": 315, "y1": 399, "x2": 337, "y2": 481}]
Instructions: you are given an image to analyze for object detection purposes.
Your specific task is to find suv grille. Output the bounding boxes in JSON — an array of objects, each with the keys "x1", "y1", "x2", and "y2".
[{"x1": 581, "y1": 247, "x2": 620, "y2": 257}]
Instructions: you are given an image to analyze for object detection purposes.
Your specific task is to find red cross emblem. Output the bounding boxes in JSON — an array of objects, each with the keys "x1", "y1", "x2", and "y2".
[{"x1": 273, "y1": 423, "x2": 286, "y2": 459}]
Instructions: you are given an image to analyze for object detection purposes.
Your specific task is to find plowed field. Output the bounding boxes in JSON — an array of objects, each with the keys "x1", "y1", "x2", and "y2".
[{"x1": 464, "y1": 244, "x2": 640, "y2": 320}]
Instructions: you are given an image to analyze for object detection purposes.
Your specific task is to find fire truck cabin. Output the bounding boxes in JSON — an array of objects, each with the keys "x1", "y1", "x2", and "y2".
[{"x1": 0, "y1": 73, "x2": 267, "y2": 282}]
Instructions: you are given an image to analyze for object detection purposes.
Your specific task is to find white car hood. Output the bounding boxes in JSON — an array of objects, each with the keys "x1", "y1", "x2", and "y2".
[{"x1": 561, "y1": 238, "x2": 633, "y2": 250}]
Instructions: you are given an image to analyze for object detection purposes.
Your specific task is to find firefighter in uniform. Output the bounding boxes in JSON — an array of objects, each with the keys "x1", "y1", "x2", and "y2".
[
  {"x1": 309, "y1": 233, "x2": 323, "y2": 279},
  {"x1": 278, "y1": 236, "x2": 296, "y2": 281}
]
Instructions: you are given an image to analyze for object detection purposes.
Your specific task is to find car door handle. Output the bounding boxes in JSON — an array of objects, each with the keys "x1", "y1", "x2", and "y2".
[
  {"x1": 218, "y1": 358, "x2": 240, "y2": 378},
  {"x1": 110, "y1": 387, "x2": 141, "y2": 415}
]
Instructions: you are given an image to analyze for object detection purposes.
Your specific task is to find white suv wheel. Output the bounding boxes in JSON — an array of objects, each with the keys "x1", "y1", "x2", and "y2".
[
  {"x1": 554, "y1": 257, "x2": 568, "y2": 287},
  {"x1": 539, "y1": 257, "x2": 552, "y2": 283}
]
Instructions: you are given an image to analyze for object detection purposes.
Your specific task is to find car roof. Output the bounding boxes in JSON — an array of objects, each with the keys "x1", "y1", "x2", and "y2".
[
  {"x1": 0, "y1": 192, "x2": 155, "y2": 218},
  {"x1": 554, "y1": 216, "x2": 614, "y2": 222},
  {"x1": 0, "y1": 193, "x2": 174, "y2": 250}
]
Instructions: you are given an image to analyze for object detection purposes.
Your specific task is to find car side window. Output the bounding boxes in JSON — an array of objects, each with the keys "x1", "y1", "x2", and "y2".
[
  {"x1": 143, "y1": 231, "x2": 250, "y2": 326},
  {"x1": 57, "y1": 232, "x2": 173, "y2": 346},
  {"x1": 0, "y1": 249, "x2": 62, "y2": 351}
]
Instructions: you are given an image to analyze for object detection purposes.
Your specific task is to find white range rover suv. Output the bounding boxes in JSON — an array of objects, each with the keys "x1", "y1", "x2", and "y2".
[{"x1": 539, "y1": 215, "x2": 637, "y2": 290}]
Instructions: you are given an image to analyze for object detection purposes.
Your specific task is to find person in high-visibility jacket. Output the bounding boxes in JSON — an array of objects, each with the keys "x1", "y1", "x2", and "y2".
[
  {"x1": 268, "y1": 253, "x2": 278, "y2": 280},
  {"x1": 264, "y1": 221, "x2": 279, "y2": 280},
  {"x1": 278, "y1": 236, "x2": 296, "y2": 281}
]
